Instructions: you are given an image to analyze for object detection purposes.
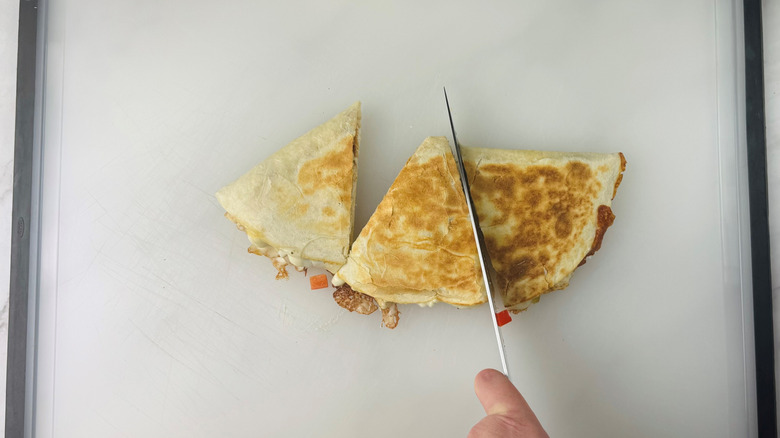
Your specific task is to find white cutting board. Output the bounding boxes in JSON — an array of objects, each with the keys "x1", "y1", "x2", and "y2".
[{"x1": 31, "y1": 0, "x2": 755, "y2": 436}]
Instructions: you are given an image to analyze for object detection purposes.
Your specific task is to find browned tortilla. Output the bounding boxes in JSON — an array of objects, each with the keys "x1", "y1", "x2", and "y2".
[
  {"x1": 463, "y1": 147, "x2": 626, "y2": 310},
  {"x1": 216, "y1": 102, "x2": 361, "y2": 275},
  {"x1": 334, "y1": 136, "x2": 486, "y2": 307},
  {"x1": 336, "y1": 138, "x2": 626, "y2": 316}
]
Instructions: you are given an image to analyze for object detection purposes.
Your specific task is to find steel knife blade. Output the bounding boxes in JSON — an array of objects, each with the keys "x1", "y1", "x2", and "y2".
[{"x1": 443, "y1": 88, "x2": 510, "y2": 378}]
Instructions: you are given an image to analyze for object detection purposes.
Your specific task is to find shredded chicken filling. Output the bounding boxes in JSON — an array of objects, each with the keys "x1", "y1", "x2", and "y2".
[{"x1": 333, "y1": 284, "x2": 378, "y2": 315}]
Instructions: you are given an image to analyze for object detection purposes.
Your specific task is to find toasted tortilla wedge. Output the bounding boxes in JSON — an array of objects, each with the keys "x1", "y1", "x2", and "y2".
[
  {"x1": 216, "y1": 102, "x2": 361, "y2": 276},
  {"x1": 334, "y1": 137, "x2": 625, "y2": 323},
  {"x1": 333, "y1": 136, "x2": 486, "y2": 308},
  {"x1": 463, "y1": 147, "x2": 626, "y2": 311}
]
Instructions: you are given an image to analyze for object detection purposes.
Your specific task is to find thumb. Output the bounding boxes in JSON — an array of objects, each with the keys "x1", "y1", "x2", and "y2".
[{"x1": 468, "y1": 369, "x2": 548, "y2": 438}]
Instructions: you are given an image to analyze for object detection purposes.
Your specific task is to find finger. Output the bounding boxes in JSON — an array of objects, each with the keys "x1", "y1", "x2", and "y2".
[
  {"x1": 468, "y1": 414, "x2": 533, "y2": 438},
  {"x1": 473, "y1": 369, "x2": 543, "y2": 426}
]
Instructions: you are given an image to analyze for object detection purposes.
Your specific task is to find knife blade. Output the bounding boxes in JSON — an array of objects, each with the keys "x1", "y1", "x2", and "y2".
[{"x1": 443, "y1": 88, "x2": 510, "y2": 378}]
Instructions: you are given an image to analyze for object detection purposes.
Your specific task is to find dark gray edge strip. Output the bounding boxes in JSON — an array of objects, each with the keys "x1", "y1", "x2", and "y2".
[
  {"x1": 6, "y1": 0, "x2": 39, "y2": 437},
  {"x1": 743, "y1": 0, "x2": 777, "y2": 436}
]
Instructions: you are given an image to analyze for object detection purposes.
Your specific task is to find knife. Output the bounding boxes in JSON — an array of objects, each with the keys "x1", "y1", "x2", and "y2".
[{"x1": 443, "y1": 88, "x2": 510, "y2": 379}]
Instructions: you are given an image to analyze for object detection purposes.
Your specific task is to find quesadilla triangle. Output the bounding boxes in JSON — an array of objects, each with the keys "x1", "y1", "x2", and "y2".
[
  {"x1": 462, "y1": 146, "x2": 626, "y2": 312},
  {"x1": 333, "y1": 136, "x2": 487, "y2": 328},
  {"x1": 216, "y1": 102, "x2": 361, "y2": 278}
]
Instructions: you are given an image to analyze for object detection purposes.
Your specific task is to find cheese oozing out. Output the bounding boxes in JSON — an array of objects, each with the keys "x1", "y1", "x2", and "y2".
[{"x1": 248, "y1": 239, "x2": 329, "y2": 272}]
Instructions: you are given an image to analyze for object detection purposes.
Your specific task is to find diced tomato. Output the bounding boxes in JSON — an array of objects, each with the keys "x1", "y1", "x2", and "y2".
[
  {"x1": 495, "y1": 310, "x2": 512, "y2": 327},
  {"x1": 309, "y1": 274, "x2": 329, "y2": 290}
]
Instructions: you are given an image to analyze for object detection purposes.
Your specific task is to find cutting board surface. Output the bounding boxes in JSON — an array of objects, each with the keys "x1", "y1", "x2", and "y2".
[{"x1": 36, "y1": 0, "x2": 751, "y2": 436}]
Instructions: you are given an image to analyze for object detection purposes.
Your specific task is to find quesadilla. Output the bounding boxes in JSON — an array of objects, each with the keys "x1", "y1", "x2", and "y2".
[
  {"x1": 333, "y1": 136, "x2": 625, "y2": 327},
  {"x1": 332, "y1": 136, "x2": 486, "y2": 328},
  {"x1": 462, "y1": 147, "x2": 626, "y2": 311},
  {"x1": 216, "y1": 102, "x2": 361, "y2": 278}
]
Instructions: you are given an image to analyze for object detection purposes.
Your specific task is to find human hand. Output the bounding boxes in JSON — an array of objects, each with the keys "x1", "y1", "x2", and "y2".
[{"x1": 468, "y1": 369, "x2": 549, "y2": 438}]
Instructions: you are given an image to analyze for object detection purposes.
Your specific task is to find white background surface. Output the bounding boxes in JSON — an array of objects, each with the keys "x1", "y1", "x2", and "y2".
[{"x1": 0, "y1": 0, "x2": 780, "y2": 431}]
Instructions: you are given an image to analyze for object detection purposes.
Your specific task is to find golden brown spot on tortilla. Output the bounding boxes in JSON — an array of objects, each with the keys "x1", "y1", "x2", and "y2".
[
  {"x1": 294, "y1": 202, "x2": 308, "y2": 216},
  {"x1": 554, "y1": 213, "x2": 572, "y2": 238},
  {"x1": 295, "y1": 135, "x2": 356, "y2": 230},
  {"x1": 298, "y1": 135, "x2": 355, "y2": 199},
  {"x1": 352, "y1": 143, "x2": 481, "y2": 302},
  {"x1": 464, "y1": 161, "x2": 478, "y2": 183},
  {"x1": 525, "y1": 189, "x2": 542, "y2": 208},
  {"x1": 508, "y1": 255, "x2": 537, "y2": 279},
  {"x1": 468, "y1": 159, "x2": 603, "y2": 305},
  {"x1": 323, "y1": 206, "x2": 335, "y2": 217},
  {"x1": 509, "y1": 165, "x2": 563, "y2": 185},
  {"x1": 565, "y1": 161, "x2": 591, "y2": 184}
]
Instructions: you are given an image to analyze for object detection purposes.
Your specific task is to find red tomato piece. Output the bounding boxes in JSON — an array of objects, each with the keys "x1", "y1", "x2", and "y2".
[
  {"x1": 309, "y1": 274, "x2": 329, "y2": 290},
  {"x1": 495, "y1": 310, "x2": 512, "y2": 327}
]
